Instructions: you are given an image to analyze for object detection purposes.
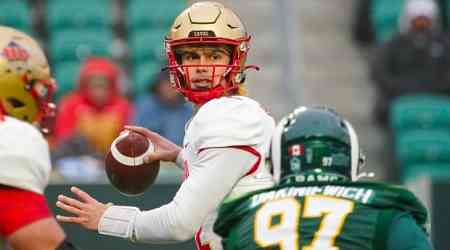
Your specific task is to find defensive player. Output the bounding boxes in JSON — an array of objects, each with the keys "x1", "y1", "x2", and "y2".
[
  {"x1": 214, "y1": 106, "x2": 434, "y2": 250},
  {"x1": 0, "y1": 26, "x2": 77, "y2": 250},
  {"x1": 56, "y1": 2, "x2": 275, "y2": 249}
]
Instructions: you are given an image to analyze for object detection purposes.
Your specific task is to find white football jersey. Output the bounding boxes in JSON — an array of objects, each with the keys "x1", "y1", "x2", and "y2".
[
  {"x1": 183, "y1": 96, "x2": 275, "y2": 250},
  {"x1": 0, "y1": 116, "x2": 51, "y2": 194},
  {"x1": 98, "y1": 96, "x2": 275, "y2": 249}
]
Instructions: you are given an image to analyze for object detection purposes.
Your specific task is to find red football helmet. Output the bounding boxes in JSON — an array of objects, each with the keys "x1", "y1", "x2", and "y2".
[{"x1": 165, "y1": 1, "x2": 258, "y2": 105}]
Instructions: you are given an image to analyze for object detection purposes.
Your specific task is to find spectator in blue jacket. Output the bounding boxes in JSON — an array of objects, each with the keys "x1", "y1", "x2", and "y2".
[{"x1": 133, "y1": 70, "x2": 192, "y2": 146}]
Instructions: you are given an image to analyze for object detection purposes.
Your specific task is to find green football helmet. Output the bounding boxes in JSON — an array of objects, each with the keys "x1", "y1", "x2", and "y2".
[{"x1": 271, "y1": 106, "x2": 369, "y2": 184}]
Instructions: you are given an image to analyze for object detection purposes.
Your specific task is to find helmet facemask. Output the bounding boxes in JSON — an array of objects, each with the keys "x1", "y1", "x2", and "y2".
[
  {"x1": 164, "y1": 2, "x2": 259, "y2": 105},
  {"x1": 0, "y1": 73, "x2": 56, "y2": 134},
  {"x1": 165, "y1": 37, "x2": 257, "y2": 105}
]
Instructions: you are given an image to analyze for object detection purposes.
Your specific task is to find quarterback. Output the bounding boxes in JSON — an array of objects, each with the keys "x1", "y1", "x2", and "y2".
[
  {"x1": 56, "y1": 2, "x2": 275, "y2": 250},
  {"x1": 0, "y1": 27, "x2": 76, "y2": 250},
  {"x1": 214, "y1": 106, "x2": 434, "y2": 250}
]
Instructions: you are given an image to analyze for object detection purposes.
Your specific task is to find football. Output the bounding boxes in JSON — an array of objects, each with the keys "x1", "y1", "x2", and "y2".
[{"x1": 105, "y1": 130, "x2": 160, "y2": 196}]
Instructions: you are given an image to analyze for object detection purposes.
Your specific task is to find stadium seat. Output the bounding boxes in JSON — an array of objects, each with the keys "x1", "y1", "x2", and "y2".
[
  {"x1": 403, "y1": 163, "x2": 450, "y2": 182},
  {"x1": 53, "y1": 61, "x2": 81, "y2": 102},
  {"x1": 132, "y1": 61, "x2": 163, "y2": 96},
  {"x1": 0, "y1": 0, "x2": 32, "y2": 35},
  {"x1": 395, "y1": 129, "x2": 450, "y2": 167},
  {"x1": 129, "y1": 29, "x2": 167, "y2": 65},
  {"x1": 127, "y1": 0, "x2": 186, "y2": 32},
  {"x1": 49, "y1": 29, "x2": 113, "y2": 62},
  {"x1": 46, "y1": 0, "x2": 112, "y2": 32},
  {"x1": 390, "y1": 94, "x2": 450, "y2": 132},
  {"x1": 370, "y1": 0, "x2": 405, "y2": 42}
]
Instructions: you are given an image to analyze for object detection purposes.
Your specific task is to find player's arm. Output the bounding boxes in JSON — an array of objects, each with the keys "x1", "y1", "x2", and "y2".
[
  {"x1": 387, "y1": 213, "x2": 434, "y2": 250},
  {"x1": 98, "y1": 147, "x2": 257, "y2": 243}
]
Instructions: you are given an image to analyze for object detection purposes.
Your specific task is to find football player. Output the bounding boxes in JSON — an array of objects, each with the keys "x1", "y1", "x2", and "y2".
[
  {"x1": 214, "y1": 106, "x2": 434, "y2": 250},
  {"x1": 0, "y1": 26, "x2": 77, "y2": 250},
  {"x1": 56, "y1": 2, "x2": 275, "y2": 250}
]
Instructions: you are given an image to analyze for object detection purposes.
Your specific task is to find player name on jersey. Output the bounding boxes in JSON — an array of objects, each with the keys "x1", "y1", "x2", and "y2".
[{"x1": 250, "y1": 185, "x2": 374, "y2": 207}]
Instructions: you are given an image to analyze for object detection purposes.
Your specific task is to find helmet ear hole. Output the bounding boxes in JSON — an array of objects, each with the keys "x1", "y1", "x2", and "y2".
[
  {"x1": 358, "y1": 151, "x2": 366, "y2": 169},
  {"x1": 234, "y1": 73, "x2": 245, "y2": 83}
]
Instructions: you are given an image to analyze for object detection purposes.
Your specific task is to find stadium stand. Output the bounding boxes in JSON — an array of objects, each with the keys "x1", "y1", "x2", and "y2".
[
  {"x1": 132, "y1": 60, "x2": 163, "y2": 96},
  {"x1": 0, "y1": 0, "x2": 32, "y2": 35},
  {"x1": 46, "y1": 0, "x2": 112, "y2": 32},
  {"x1": 390, "y1": 95, "x2": 450, "y2": 180},
  {"x1": 126, "y1": 0, "x2": 185, "y2": 32},
  {"x1": 53, "y1": 61, "x2": 81, "y2": 101},
  {"x1": 370, "y1": 0, "x2": 406, "y2": 42}
]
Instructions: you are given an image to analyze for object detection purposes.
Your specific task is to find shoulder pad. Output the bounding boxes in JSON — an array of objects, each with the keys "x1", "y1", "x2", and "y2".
[
  {"x1": 189, "y1": 96, "x2": 275, "y2": 150},
  {"x1": 350, "y1": 182, "x2": 428, "y2": 227},
  {"x1": 0, "y1": 116, "x2": 51, "y2": 193}
]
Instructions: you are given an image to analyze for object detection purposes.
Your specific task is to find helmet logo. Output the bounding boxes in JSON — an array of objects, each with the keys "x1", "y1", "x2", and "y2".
[
  {"x1": 188, "y1": 30, "x2": 216, "y2": 37},
  {"x1": 2, "y1": 42, "x2": 29, "y2": 62}
]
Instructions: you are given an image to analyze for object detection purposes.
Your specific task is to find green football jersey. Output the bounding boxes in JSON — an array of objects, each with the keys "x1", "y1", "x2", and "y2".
[{"x1": 214, "y1": 181, "x2": 428, "y2": 250}]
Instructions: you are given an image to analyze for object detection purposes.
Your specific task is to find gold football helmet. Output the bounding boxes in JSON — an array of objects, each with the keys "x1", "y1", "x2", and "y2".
[
  {"x1": 165, "y1": 1, "x2": 258, "y2": 104},
  {"x1": 0, "y1": 26, "x2": 56, "y2": 133}
]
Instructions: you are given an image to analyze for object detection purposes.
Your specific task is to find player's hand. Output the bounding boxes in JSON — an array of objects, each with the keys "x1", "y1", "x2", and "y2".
[
  {"x1": 124, "y1": 125, "x2": 182, "y2": 163},
  {"x1": 56, "y1": 186, "x2": 109, "y2": 231}
]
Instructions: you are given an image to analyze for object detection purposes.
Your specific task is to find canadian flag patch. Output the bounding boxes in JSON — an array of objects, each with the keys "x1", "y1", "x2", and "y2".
[
  {"x1": 2, "y1": 41, "x2": 29, "y2": 61},
  {"x1": 288, "y1": 144, "x2": 304, "y2": 156}
]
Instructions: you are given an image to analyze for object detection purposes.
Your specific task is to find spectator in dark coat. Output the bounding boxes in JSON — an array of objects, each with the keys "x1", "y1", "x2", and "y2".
[{"x1": 370, "y1": 0, "x2": 450, "y2": 126}]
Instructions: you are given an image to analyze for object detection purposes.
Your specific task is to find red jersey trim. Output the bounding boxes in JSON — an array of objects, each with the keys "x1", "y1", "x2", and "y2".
[
  {"x1": 197, "y1": 145, "x2": 261, "y2": 176},
  {"x1": 0, "y1": 104, "x2": 5, "y2": 122},
  {"x1": 195, "y1": 228, "x2": 212, "y2": 250}
]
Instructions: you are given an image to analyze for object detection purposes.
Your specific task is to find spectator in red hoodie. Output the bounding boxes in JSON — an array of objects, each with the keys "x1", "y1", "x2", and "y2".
[{"x1": 52, "y1": 57, "x2": 133, "y2": 182}]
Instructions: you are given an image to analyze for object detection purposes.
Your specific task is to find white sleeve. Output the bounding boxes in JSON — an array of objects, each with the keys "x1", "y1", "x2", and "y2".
[{"x1": 98, "y1": 147, "x2": 256, "y2": 243}]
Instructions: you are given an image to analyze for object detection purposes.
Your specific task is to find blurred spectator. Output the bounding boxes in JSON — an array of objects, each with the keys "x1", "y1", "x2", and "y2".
[
  {"x1": 52, "y1": 57, "x2": 133, "y2": 182},
  {"x1": 353, "y1": 0, "x2": 446, "y2": 46},
  {"x1": 353, "y1": 0, "x2": 376, "y2": 46},
  {"x1": 133, "y1": 70, "x2": 192, "y2": 146},
  {"x1": 370, "y1": 0, "x2": 450, "y2": 126}
]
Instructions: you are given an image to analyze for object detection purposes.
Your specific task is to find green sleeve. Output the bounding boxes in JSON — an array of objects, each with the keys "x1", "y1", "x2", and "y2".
[{"x1": 387, "y1": 213, "x2": 434, "y2": 250}]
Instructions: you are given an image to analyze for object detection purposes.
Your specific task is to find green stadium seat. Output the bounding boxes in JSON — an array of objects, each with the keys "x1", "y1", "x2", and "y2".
[
  {"x1": 390, "y1": 95, "x2": 450, "y2": 132},
  {"x1": 129, "y1": 29, "x2": 167, "y2": 65},
  {"x1": 403, "y1": 163, "x2": 450, "y2": 182},
  {"x1": 49, "y1": 29, "x2": 113, "y2": 63},
  {"x1": 370, "y1": 0, "x2": 405, "y2": 42},
  {"x1": 132, "y1": 61, "x2": 163, "y2": 96},
  {"x1": 0, "y1": 0, "x2": 32, "y2": 35},
  {"x1": 395, "y1": 130, "x2": 450, "y2": 167},
  {"x1": 53, "y1": 61, "x2": 81, "y2": 102},
  {"x1": 46, "y1": 0, "x2": 112, "y2": 32},
  {"x1": 127, "y1": 0, "x2": 186, "y2": 32}
]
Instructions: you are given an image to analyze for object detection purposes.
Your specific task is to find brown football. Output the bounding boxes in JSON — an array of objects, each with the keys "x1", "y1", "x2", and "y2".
[{"x1": 105, "y1": 131, "x2": 160, "y2": 196}]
